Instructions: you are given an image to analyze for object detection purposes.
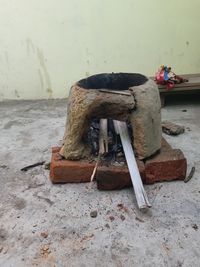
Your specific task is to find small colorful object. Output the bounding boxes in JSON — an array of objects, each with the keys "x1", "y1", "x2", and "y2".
[{"x1": 155, "y1": 66, "x2": 188, "y2": 90}]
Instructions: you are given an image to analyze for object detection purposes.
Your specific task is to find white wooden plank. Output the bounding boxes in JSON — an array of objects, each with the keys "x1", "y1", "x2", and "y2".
[{"x1": 113, "y1": 120, "x2": 151, "y2": 210}]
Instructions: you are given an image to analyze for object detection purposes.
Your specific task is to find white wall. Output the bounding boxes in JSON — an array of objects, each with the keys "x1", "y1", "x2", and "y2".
[{"x1": 0, "y1": 0, "x2": 200, "y2": 100}]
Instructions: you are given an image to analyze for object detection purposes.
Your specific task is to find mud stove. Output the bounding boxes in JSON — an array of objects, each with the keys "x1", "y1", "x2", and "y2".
[{"x1": 50, "y1": 73, "x2": 187, "y2": 209}]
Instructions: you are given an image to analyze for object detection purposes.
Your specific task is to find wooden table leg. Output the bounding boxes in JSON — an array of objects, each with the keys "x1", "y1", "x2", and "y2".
[{"x1": 160, "y1": 95, "x2": 165, "y2": 107}]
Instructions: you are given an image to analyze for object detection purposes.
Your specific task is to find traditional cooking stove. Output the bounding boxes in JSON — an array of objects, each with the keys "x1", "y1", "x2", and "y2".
[{"x1": 50, "y1": 73, "x2": 187, "y2": 192}]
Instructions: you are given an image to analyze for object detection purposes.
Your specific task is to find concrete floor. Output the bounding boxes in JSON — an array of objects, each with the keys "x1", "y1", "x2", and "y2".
[{"x1": 0, "y1": 98, "x2": 200, "y2": 267}]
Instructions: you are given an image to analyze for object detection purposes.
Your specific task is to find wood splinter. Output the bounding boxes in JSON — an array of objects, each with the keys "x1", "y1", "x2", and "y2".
[{"x1": 90, "y1": 119, "x2": 108, "y2": 182}]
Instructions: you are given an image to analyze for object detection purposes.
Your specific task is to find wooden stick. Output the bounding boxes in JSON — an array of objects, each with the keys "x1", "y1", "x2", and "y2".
[
  {"x1": 99, "y1": 119, "x2": 108, "y2": 154},
  {"x1": 184, "y1": 166, "x2": 195, "y2": 183},
  {"x1": 90, "y1": 119, "x2": 108, "y2": 182},
  {"x1": 113, "y1": 120, "x2": 151, "y2": 210},
  {"x1": 99, "y1": 89, "x2": 132, "y2": 96},
  {"x1": 21, "y1": 161, "x2": 45, "y2": 172},
  {"x1": 90, "y1": 155, "x2": 100, "y2": 182}
]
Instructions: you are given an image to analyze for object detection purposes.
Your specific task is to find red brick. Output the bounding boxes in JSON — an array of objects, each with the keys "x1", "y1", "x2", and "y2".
[
  {"x1": 96, "y1": 160, "x2": 145, "y2": 190},
  {"x1": 145, "y1": 148, "x2": 187, "y2": 184},
  {"x1": 50, "y1": 147, "x2": 145, "y2": 186},
  {"x1": 50, "y1": 148, "x2": 95, "y2": 183},
  {"x1": 52, "y1": 147, "x2": 61, "y2": 153},
  {"x1": 50, "y1": 138, "x2": 187, "y2": 187}
]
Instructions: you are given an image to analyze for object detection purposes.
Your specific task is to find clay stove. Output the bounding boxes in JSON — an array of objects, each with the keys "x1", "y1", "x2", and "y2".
[
  {"x1": 50, "y1": 73, "x2": 187, "y2": 191},
  {"x1": 60, "y1": 73, "x2": 161, "y2": 159}
]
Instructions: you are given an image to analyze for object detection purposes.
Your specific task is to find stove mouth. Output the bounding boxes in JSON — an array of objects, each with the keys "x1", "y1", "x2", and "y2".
[{"x1": 77, "y1": 73, "x2": 148, "y2": 91}]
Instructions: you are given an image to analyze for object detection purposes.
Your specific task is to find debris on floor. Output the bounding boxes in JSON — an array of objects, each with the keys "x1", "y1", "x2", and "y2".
[
  {"x1": 184, "y1": 166, "x2": 195, "y2": 183},
  {"x1": 162, "y1": 120, "x2": 185, "y2": 136},
  {"x1": 21, "y1": 161, "x2": 45, "y2": 171},
  {"x1": 44, "y1": 162, "x2": 51, "y2": 170},
  {"x1": 90, "y1": 210, "x2": 98, "y2": 218},
  {"x1": 192, "y1": 224, "x2": 198, "y2": 231},
  {"x1": 40, "y1": 232, "x2": 48, "y2": 238},
  {"x1": 40, "y1": 245, "x2": 51, "y2": 256}
]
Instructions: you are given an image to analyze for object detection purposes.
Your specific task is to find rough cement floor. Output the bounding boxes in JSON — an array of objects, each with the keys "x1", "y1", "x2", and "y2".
[{"x1": 0, "y1": 98, "x2": 199, "y2": 267}]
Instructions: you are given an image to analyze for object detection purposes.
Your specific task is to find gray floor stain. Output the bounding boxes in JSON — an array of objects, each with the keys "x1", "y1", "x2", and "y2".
[
  {"x1": 0, "y1": 228, "x2": 8, "y2": 241},
  {"x1": 13, "y1": 198, "x2": 27, "y2": 210},
  {"x1": 4, "y1": 120, "x2": 23, "y2": 129}
]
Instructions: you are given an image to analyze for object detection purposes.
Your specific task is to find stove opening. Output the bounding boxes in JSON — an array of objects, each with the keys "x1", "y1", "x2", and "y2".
[{"x1": 78, "y1": 73, "x2": 148, "y2": 90}]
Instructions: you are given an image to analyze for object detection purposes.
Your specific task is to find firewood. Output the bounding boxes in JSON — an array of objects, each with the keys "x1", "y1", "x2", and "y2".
[
  {"x1": 99, "y1": 119, "x2": 108, "y2": 154},
  {"x1": 90, "y1": 156, "x2": 100, "y2": 182},
  {"x1": 113, "y1": 120, "x2": 151, "y2": 210},
  {"x1": 90, "y1": 119, "x2": 108, "y2": 182}
]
